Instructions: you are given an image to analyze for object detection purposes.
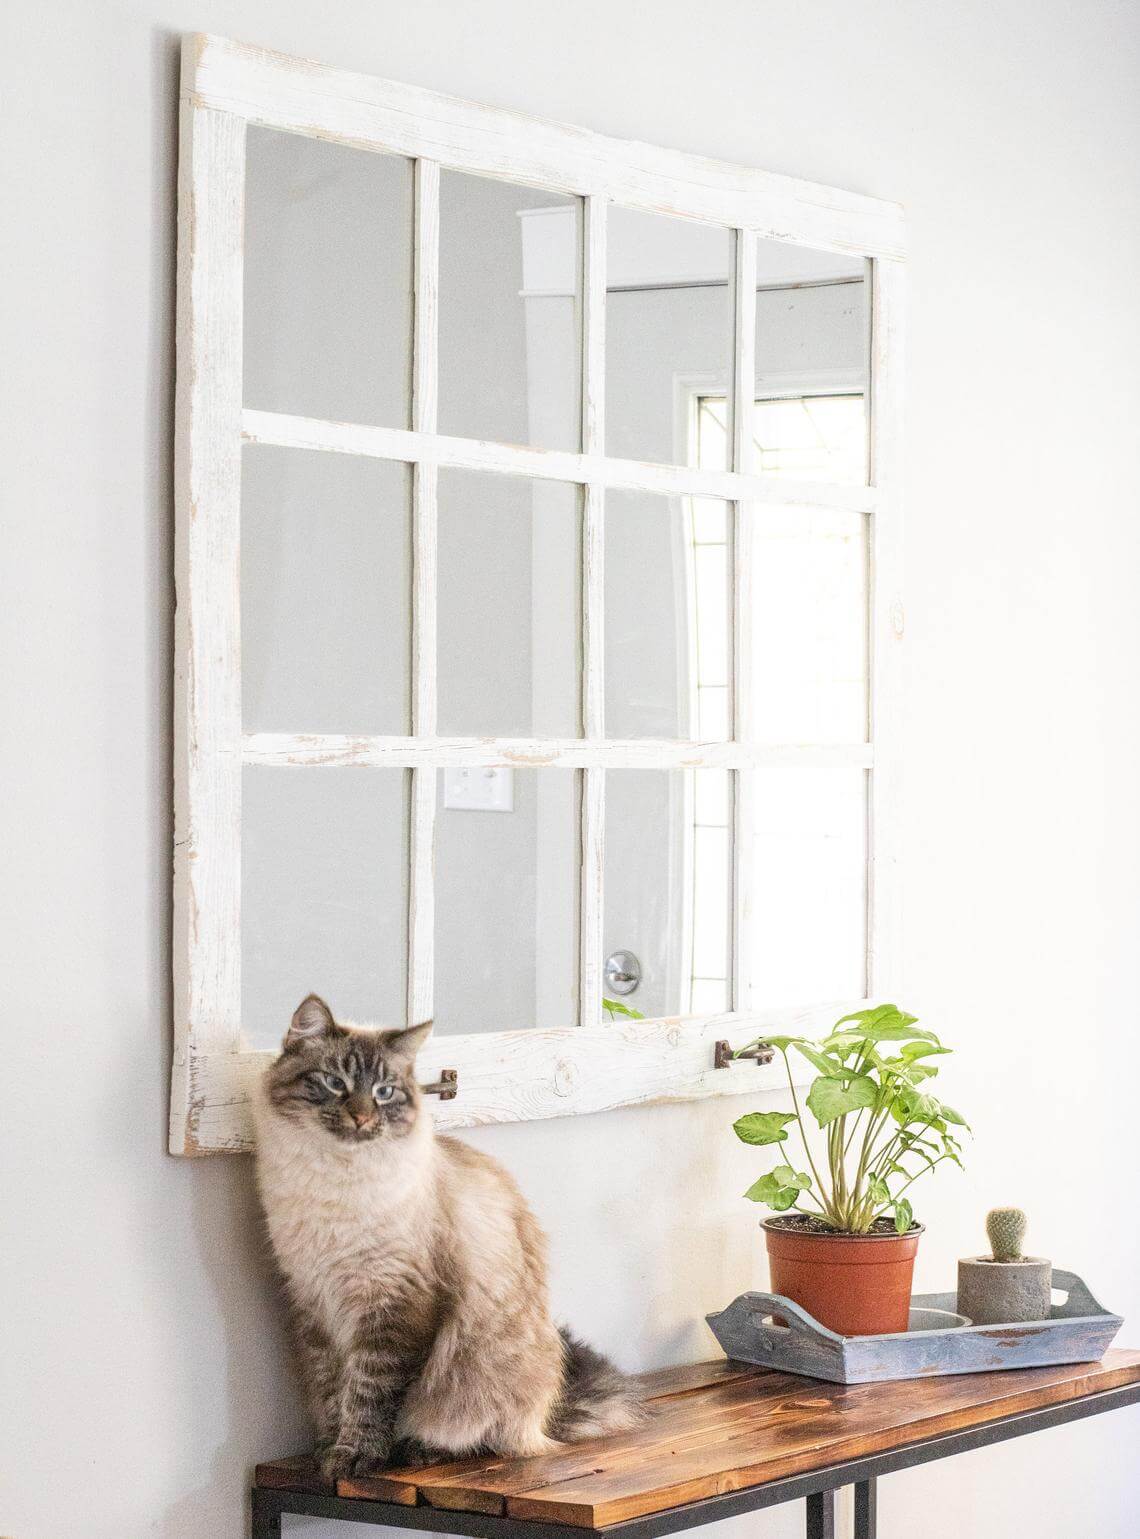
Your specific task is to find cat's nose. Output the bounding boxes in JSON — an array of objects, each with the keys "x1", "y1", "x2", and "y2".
[{"x1": 347, "y1": 1100, "x2": 376, "y2": 1129}]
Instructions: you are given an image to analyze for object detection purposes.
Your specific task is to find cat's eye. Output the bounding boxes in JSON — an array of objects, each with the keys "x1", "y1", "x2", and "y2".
[
  {"x1": 373, "y1": 1082, "x2": 396, "y2": 1103},
  {"x1": 318, "y1": 1072, "x2": 348, "y2": 1095}
]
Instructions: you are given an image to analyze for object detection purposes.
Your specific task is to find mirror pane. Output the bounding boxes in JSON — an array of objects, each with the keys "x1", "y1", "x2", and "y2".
[
  {"x1": 439, "y1": 172, "x2": 581, "y2": 451},
  {"x1": 605, "y1": 491, "x2": 730, "y2": 739},
  {"x1": 244, "y1": 128, "x2": 414, "y2": 427},
  {"x1": 437, "y1": 470, "x2": 581, "y2": 738},
  {"x1": 747, "y1": 506, "x2": 868, "y2": 744},
  {"x1": 242, "y1": 767, "x2": 409, "y2": 1049},
  {"x1": 743, "y1": 768, "x2": 866, "y2": 1008},
  {"x1": 241, "y1": 446, "x2": 412, "y2": 734},
  {"x1": 606, "y1": 209, "x2": 732, "y2": 467},
  {"x1": 433, "y1": 768, "x2": 579, "y2": 1032},
  {"x1": 753, "y1": 238, "x2": 867, "y2": 483},
  {"x1": 604, "y1": 769, "x2": 732, "y2": 1018}
]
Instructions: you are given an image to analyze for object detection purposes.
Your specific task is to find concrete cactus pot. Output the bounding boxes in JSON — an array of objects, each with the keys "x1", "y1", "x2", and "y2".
[{"x1": 957, "y1": 1255, "x2": 1053, "y2": 1325}]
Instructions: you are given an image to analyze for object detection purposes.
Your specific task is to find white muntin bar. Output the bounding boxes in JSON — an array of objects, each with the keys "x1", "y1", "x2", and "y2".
[
  {"x1": 408, "y1": 158, "x2": 441, "y2": 1027},
  {"x1": 241, "y1": 407, "x2": 880, "y2": 514},
  {"x1": 730, "y1": 229, "x2": 757, "y2": 1014},
  {"x1": 866, "y1": 256, "x2": 906, "y2": 1000}
]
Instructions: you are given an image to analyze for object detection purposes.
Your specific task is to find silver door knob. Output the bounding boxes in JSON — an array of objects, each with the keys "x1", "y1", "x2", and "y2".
[{"x1": 603, "y1": 950, "x2": 642, "y2": 996}]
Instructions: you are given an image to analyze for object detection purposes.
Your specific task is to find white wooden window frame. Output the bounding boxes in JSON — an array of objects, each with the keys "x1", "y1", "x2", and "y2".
[{"x1": 172, "y1": 33, "x2": 906, "y2": 1155}]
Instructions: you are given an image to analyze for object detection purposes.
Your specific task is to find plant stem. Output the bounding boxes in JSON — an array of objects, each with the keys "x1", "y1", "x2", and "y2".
[{"x1": 781, "y1": 1050, "x2": 833, "y2": 1218}]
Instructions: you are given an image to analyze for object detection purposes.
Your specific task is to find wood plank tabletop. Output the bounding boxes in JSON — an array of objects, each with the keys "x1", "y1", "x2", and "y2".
[{"x1": 256, "y1": 1351, "x2": 1140, "y2": 1529}]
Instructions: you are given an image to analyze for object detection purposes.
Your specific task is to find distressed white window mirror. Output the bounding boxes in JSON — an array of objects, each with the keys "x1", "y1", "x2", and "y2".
[{"x1": 171, "y1": 33, "x2": 905, "y2": 1155}]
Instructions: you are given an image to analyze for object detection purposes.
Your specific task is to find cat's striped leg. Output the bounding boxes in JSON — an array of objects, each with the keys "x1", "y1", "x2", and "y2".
[
  {"x1": 287, "y1": 1304, "x2": 341, "y2": 1452},
  {"x1": 320, "y1": 1336, "x2": 409, "y2": 1481}
]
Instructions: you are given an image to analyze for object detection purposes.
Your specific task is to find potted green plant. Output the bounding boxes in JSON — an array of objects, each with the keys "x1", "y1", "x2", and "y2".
[{"x1": 730, "y1": 1003, "x2": 968, "y2": 1336}]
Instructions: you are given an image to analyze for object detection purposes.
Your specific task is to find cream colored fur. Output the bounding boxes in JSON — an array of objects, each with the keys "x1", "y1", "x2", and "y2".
[{"x1": 254, "y1": 1039, "x2": 566, "y2": 1459}]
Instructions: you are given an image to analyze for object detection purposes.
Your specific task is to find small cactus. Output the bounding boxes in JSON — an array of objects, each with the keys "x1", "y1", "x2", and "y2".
[{"x1": 986, "y1": 1206, "x2": 1027, "y2": 1262}]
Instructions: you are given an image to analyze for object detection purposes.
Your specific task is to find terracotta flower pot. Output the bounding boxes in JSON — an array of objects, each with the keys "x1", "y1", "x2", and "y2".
[{"x1": 763, "y1": 1217, "x2": 924, "y2": 1336}]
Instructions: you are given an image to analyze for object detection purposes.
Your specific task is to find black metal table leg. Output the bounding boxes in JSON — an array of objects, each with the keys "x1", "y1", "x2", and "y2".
[
  {"x1": 805, "y1": 1488, "x2": 835, "y2": 1539},
  {"x1": 854, "y1": 1478, "x2": 877, "y2": 1539},
  {"x1": 252, "y1": 1487, "x2": 283, "y2": 1538}
]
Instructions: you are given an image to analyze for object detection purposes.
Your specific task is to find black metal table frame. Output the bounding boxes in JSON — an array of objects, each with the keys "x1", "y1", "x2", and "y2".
[{"x1": 252, "y1": 1380, "x2": 1140, "y2": 1539}]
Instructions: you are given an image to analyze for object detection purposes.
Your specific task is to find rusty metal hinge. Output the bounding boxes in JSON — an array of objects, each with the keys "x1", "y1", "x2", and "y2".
[
  {"x1": 714, "y1": 1039, "x2": 775, "y2": 1070},
  {"x1": 421, "y1": 1069, "x2": 458, "y2": 1101}
]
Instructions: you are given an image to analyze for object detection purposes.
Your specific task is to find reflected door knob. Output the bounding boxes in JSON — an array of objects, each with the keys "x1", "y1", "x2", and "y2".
[{"x1": 604, "y1": 950, "x2": 642, "y2": 996}]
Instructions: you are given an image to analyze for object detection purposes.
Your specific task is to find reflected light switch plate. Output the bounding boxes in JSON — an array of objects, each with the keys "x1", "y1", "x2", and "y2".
[{"x1": 442, "y1": 766, "x2": 514, "y2": 813}]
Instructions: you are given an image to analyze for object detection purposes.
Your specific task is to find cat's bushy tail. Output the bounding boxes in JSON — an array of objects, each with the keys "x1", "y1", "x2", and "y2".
[{"x1": 547, "y1": 1327, "x2": 646, "y2": 1442}]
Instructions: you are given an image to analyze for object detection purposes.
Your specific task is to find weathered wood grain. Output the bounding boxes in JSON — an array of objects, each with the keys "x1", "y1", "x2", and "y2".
[
  {"x1": 255, "y1": 1452, "x2": 417, "y2": 1503},
  {"x1": 866, "y1": 256, "x2": 905, "y2": 1000},
  {"x1": 187, "y1": 999, "x2": 862, "y2": 1150},
  {"x1": 175, "y1": 31, "x2": 908, "y2": 1157},
  {"x1": 502, "y1": 1353, "x2": 1140, "y2": 1527},
  {"x1": 259, "y1": 1353, "x2": 1140, "y2": 1527},
  {"x1": 170, "y1": 94, "x2": 246, "y2": 1154},
  {"x1": 240, "y1": 407, "x2": 880, "y2": 513},
  {"x1": 188, "y1": 35, "x2": 907, "y2": 260},
  {"x1": 241, "y1": 733, "x2": 875, "y2": 772},
  {"x1": 339, "y1": 1360, "x2": 765, "y2": 1504},
  {"x1": 707, "y1": 1274, "x2": 1123, "y2": 1384}
]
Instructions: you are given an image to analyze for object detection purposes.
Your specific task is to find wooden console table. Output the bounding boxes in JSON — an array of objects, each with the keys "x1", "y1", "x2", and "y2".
[{"x1": 254, "y1": 1352, "x2": 1140, "y2": 1538}]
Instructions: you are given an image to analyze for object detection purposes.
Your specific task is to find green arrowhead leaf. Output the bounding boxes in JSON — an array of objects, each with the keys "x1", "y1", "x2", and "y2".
[
  {"x1": 894, "y1": 1197, "x2": 914, "y2": 1234},
  {"x1": 733, "y1": 1111, "x2": 796, "y2": 1146},
  {"x1": 769, "y1": 1185, "x2": 798, "y2": 1211},
  {"x1": 833, "y1": 1004, "x2": 938, "y2": 1044},
  {"x1": 940, "y1": 1136, "x2": 965, "y2": 1169},
  {"x1": 602, "y1": 997, "x2": 646, "y2": 1020},
  {"x1": 805, "y1": 1074, "x2": 878, "y2": 1126},
  {"x1": 790, "y1": 1041, "x2": 846, "y2": 1076},
  {"x1": 900, "y1": 1042, "x2": 951, "y2": 1061},
  {"x1": 937, "y1": 1101, "x2": 969, "y2": 1128},
  {"x1": 743, "y1": 1173, "x2": 781, "y2": 1202},
  {"x1": 868, "y1": 1176, "x2": 890, "y2": 1204},
  {"x1": 819, "y1": 1031, "x2": 864, "y2": 1056},
  {"x1": 771, "y1": 1163, "x2": 812, "y2": 1191}
]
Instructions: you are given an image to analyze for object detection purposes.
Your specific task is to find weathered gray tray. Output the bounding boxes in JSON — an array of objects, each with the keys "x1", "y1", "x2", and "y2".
[{"x1": 706, "y1": 1269, "x2": 1122, "y2": 1385}]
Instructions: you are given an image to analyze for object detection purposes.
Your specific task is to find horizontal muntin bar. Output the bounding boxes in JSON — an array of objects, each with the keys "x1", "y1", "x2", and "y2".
[
  {"x1": 241, "y1": 409, "x2": 878, "y2": 514},
  {"x1": 241, "y1": 734, "x2": 874, "y2": 770}
]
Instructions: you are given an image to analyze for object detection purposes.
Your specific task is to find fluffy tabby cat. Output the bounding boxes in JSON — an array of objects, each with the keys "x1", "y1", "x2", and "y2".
[{"x1": 254, "y1": 994, "x2": 641, "y2": 1479}]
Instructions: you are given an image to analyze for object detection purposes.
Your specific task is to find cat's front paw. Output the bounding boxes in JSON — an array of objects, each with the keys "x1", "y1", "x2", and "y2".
[
  {"x1": 316, "y1": 1443, "x2": 356, "y2": 1482},
  {"x1": 348, "y1": 1448, "x2": 392, "y2": 1477}
]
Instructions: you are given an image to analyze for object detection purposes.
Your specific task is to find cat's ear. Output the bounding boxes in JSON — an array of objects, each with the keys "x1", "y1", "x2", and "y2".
[
  {"x1": 386, "y1": 1020, "x2": 433, "y2": 1063},
  {"x1": 285, "y1": 993, "x2": 337, "y2": 1050}
]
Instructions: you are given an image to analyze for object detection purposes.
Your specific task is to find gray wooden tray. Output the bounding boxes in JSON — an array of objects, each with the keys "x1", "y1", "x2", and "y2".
[{"x1": 706, "y1": 1269, "x2": 1123, "y2": 1384}]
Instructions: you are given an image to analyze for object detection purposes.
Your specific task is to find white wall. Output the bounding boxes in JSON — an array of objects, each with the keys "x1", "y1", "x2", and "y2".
[{"x1": 2, "y1": 3, "x2": 1139, "y2": 1537}]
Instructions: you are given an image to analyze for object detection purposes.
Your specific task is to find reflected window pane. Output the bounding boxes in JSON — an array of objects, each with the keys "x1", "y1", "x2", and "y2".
[
  {"x1": 747, "y1": 504, "x2": 868, "y2": 744},
  {"x1": 744, "y1": 768, "x2": 866, "y2": 1008},
  {"x1": 753, "y1": 395, "x2": 866, "y2": 483},
  {"x1": 606, "y1": 208, "x2": 732, "y2": 467},
  {"x1": 439, "y1": 172, "x2": 581, "y2": 451},
  {"x1": 605, "y1": 490, "x2": 730, "y2": 740},
  {"x1": 754, "y1": 244, "x2": 867, "y2": 483},
  {"x1": 605, "y1": 770, "x2": 731, "y2": 1018},
  {"x1": 433, "y1": 769, "x2": 579, "y2": 1031},
  {"x1": 436, "y1": 470, "x2": 581, "y2": 737},
  {"x1": 244, "y1": 128, "x2": 413, "y2": 427},
  {"x1": 242, "y1": 446, "x2": 412, "y2": 735},
  {"x1": 695, "y1": 395, "x2": 869, "y2": 744},
  {"x1": 242, "y1": 767, "x2": 409, "y2": 1048}
]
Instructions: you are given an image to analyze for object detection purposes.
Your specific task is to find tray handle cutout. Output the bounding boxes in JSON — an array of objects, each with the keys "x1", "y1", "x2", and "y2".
[
  {"x1": 1049, "y1": 1269, "x2": 1107, "y2": 1318},
  {"x1": 741, "y1": 1291, "x2": 845, "y2": 1344}
]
